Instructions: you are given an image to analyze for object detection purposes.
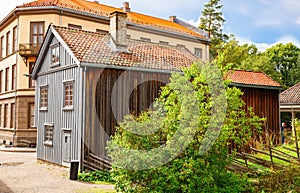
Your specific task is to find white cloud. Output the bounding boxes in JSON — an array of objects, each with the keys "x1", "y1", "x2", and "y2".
[
  {"x1": 186, "y1": 16, "x2": 201, "y2": 27},
  {"x1": 295, "y1": 17, "x2": 300, "y2": 25}
]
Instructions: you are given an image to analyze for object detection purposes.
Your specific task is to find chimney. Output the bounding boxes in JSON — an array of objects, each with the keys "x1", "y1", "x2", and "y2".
[
  {"x1": 109, "y1": 11, "x2": 127, "y2": 52},
  {"x1": 169, "y1": 16, "x2": 177, "y2": 22},
  {"x1": 122, "y1": 2, "x2": 131, "y2": 12}
]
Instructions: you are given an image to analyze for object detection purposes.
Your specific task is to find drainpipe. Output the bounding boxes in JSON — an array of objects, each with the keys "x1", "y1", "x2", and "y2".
[{"x1": 12, "y1": 13, "x2": 19, "y2": 146}]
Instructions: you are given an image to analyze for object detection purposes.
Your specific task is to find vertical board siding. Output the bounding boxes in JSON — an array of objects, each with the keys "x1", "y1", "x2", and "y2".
[
  {"x1": 240, "y1": 87, "x2": 280, "y2": 145},
  {"x1": 84, "y1": 68, "x2": 170, "y2": 170},
  {"x1": 36, "y1": 66, "x2": 83, "y2": 166}
]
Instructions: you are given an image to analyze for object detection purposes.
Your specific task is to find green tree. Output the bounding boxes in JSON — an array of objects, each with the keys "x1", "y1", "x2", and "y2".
[
  {"x1": 265, "y1": 43, "x2": 300, "y2": 89},
  {"x1": 107, "y1": 58, "x2": 263, "y2": 193},
  {"x1": 199, "y1": 0, "x2": 228, "y2": 58}
]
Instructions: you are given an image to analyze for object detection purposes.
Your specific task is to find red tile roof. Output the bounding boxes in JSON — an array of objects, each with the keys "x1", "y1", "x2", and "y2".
[
  {"x1": 18, "y1": 0, "x2": 207, "y2": 39},
  {"x1": 227, "y1": 70, "x2": 281, "y2": 88},
  {"x1": 54, "y1": 26, "x2": 198, "y2": 71},
  {"x1": 280, "y1": 82, "x2": 300, "y2": 104}
]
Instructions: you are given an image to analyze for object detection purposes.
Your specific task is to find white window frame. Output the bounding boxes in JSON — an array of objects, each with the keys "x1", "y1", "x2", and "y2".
[
  {"x1": 39, "y1": 85, "x2": 48, "y2": 111},
  {"x1": 51, "y1": 43, "x2": 59, "y2": 67},
  {"x1": 194, "y1": 48, "x2": 203, "y2": 58},
  {"x1": 44, "y1": 123, "x2": 54, "y2": 146},
  {"x1": 63, "y1": 80, "x2": 74, "y2": 110}
]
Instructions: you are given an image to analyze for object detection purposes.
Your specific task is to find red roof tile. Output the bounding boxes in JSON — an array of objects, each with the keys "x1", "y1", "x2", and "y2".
[
  {"x1": 280, "y1": 82, "x2": 300, "y2": 104},
  {"x1": 54, "y1": 26, "x2": 198, "y2": 71},
  {"x1": 18, "y1": 0, "x2": 207, "y2": 39},
  {"x1": 228, "y1": 70, "x2": 281, "y2": 88}
]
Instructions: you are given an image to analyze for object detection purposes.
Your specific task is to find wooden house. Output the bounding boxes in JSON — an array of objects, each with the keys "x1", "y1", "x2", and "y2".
[
  {"x1": 32, "y1": 11, "x2": 200, "y2": 168},
  {"x1": 0, "y1": 0, "x2": 209, "y2": 146},
  {"x1": 228, "y1": 70, "x2": 281, "y2": 145}
]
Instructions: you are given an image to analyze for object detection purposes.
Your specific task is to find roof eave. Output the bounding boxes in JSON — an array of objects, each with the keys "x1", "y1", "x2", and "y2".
[
  {"x1": 80, "y1": 62, "x2": 179, "y2": 74},
  {"x1": 230, "y1": 82, "x2": 281, "y2": 90}
]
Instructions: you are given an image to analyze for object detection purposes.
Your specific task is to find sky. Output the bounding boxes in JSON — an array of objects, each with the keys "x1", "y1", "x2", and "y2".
[{"x1": 1, "y1": 0, "x2": 300, "y2": 51}]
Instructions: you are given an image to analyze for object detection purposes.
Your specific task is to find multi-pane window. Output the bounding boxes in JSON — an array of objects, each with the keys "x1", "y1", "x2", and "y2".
[
  {"x1": 40, "y1": 86, "x2": 48, "y2": 109},
  {"x1": 4, "y1": 104, "x2": 8, "y2": 128},
  {"x1": 11, "y1": 103, "x2": 15, "y2": 128},
  {"x1": 28, "y1": 103, "x2": 35, "y2": 128},
  {"x1": 13, "y1": 26, "x2": 17, "y2": 52},
  {"x1": 0, "y1": 104, "x2": 2, "y2": 127},
  {"x1": 6, "y1": 31, "x2": 11, "y2": 56},
  {"x1": 64, "y1": 82, "x2": 74, "y2": 108},
  {"x1": 68, "y1": 24, "x2": 82, "y2": 30},
  {"x1": 0, "y1": 70, "x2": 2, "y2": 93},
  {"x1": 12, "y1": 64, "x2": 16, "y2": 90},
  {"x1": 44, "y1": 124, "x2": 53, "y2": 145},
  {"x1": 30, "y1": 22, "x2": 44, "y2": 45},
  {"x1": 5, "y1": 67, "x2": 9, "y2": 92},
  {"x1": 29, "y1": 62, "x2": 35, "y2": 88},
  {"x1": 0, "y1": 36, "x2": 4, "y2": 59},
  {"x1": 194, "y1": 48, "x2": 203, "y2": 58},
  {"x1": 96, "y1": 29, "x2": 108, "y2": 35},
  {"x1": 51, "y1": 44, "x2": 59, "y2": 66}
]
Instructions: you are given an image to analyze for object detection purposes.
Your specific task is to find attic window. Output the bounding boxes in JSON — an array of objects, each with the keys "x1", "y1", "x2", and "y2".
[
  {"x1": 96, "y1": 29, "x2": 108, "y2": 35},
  {"x1": 51, "y1": 43, "x2": 59, "y2": 67},
  {"x1": 140, "y1": 37, "x2": 151, "y2": 42}
]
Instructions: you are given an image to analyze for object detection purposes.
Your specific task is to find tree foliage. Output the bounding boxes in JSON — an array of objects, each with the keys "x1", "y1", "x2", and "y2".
[
  {"x1": 199, "y1": 0, "x2": 228, "y2": 58},
  {"x1": 265, "y1": 43, "x2": 300, "y2": 89},
  {"x1": 107, "y1": 58, "x2": 264, "y2": 193}
]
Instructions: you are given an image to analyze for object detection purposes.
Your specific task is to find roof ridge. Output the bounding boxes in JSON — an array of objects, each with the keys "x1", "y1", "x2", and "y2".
[{"x1": 281, "y1": 81, "x2": 300, "y2": 94}]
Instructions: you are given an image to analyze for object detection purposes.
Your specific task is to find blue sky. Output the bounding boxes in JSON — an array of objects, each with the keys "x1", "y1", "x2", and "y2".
[{"x1": 2, "y1": 0, "x2": 300, "y2": 51}]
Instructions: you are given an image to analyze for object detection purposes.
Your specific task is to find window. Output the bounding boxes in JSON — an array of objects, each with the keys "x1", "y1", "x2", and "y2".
[
  {"x1": 13, "y1": 26, "x2": 17, "y2": 52},
  {"x1": 29, "y1": 62, "x2": 35, "y2": 88},
  {"x1": 6, "y1": 31, "x2": 11, "y2": 56},
  {"x1": 0, "y1": 104, "x2": 2, "y2": 127},
  {"x1": 0, "y1": 70, "x2": 2, "y2": 93},
  {"x1": 5, "y1": 67, "x2": 9, "y2": 91},
  {"x1": 159, "y1": 41, "x2": 169, "y2": 45},
  {"x1": 30, "y1": 22, "x2": 44, "y2": 45},
  {"x1": 177, "y1": 44, "x2": 185, "y2": 48},
  {"x1": 11, "y1": 103, "x2": 15, "y2": 128},
  {"x1": 40, "y1": 86, "x2": 48, "y2": 110},
  {"x1": 44, "y1": 124, "x2": 54, "y2": 146},
  {"x1": 0, "y1": 36, "x2": 4, "y2": 59},
  {"x1": 63, "y1": 82, "x2": 74, "y2": 109},
  {"x1": 4, "y1": 104, "x2": 8, "y2": 128},
  {"x1": 12, "y1": 64, "x2": 16, "y2": 90},
  {"x1": 51, "y1": 43, "x2": 59, "y2": 66},
  {"x1": 96, "y1": 29, "x2": 108, "y2": 35},
  {"x1": 140, "y1": 37, "x2": 151, "y2": 42},
  {"x1": 68, "y1": 24, "x2": 82, "y2": 30},
  {"x1": 28, "y1": 103, "x2": 35, "y2": 128},
  {"x1": 194, "y1": 48, "x2": 203, "y2": 58}
]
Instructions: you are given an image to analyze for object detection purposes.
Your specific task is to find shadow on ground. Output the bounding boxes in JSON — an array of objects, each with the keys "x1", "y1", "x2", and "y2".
[{"x1": 0, "y1": 179, "x2": 14, "y2": 193}]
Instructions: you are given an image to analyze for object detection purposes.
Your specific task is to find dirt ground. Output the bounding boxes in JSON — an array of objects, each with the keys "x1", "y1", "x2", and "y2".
[{"x1": 0, "y1": 151, "x2": 114, "y2": 193}]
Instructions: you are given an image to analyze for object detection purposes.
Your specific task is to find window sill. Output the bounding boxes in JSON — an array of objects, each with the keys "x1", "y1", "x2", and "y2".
[
  {"x1": 44, "y1": 141, "x2": 53, "y2": 146},
  {"x1": 39, "y1": 107, "x2": 48, "y2": 112},
  {"x1": 50, "y1": 63, "x2": 60, "y2": 68},
  {"x1": 62, "y1": 107, "x2": 74, "y2": 111}
]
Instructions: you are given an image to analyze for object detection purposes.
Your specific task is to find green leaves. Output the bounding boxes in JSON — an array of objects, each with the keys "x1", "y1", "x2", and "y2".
[{"x1": 107, "y1": 58, "x2": 263, "y2": 192}]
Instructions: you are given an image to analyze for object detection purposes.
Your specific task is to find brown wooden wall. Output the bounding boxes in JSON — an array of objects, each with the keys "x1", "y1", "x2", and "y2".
[
  {"x1": 84, "y1": 67, "x2": 170, "y2": 170},
  {"x1": 238, "y1": 86, "x2": 280, "y2": 145}
]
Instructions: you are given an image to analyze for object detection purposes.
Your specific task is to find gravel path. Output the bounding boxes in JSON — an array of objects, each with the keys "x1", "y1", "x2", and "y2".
[{"x1": 0, "y1": 151, "x2": 114, "y2": 193}]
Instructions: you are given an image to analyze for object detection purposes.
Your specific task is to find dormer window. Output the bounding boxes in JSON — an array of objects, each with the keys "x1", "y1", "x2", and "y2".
[{"x1": 51, "y1": 43, "x2": 59, "y2": 67}]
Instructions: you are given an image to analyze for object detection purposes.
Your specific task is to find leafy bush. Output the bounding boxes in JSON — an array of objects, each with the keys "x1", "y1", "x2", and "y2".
[
  {"x1": 252, "y1": 166, "x2": 300, "y2": 192},
  {"x1": 78, "y1": 170, "x2": 114, "y2": 183},
  {"x1": 107, "y1": 58, "x2": 264, "y2": 193}
]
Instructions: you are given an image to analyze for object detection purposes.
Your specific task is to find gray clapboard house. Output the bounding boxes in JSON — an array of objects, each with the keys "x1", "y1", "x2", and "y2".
[{"x1": 32, "y1": 11, "x2": 201, "y2": 168}]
